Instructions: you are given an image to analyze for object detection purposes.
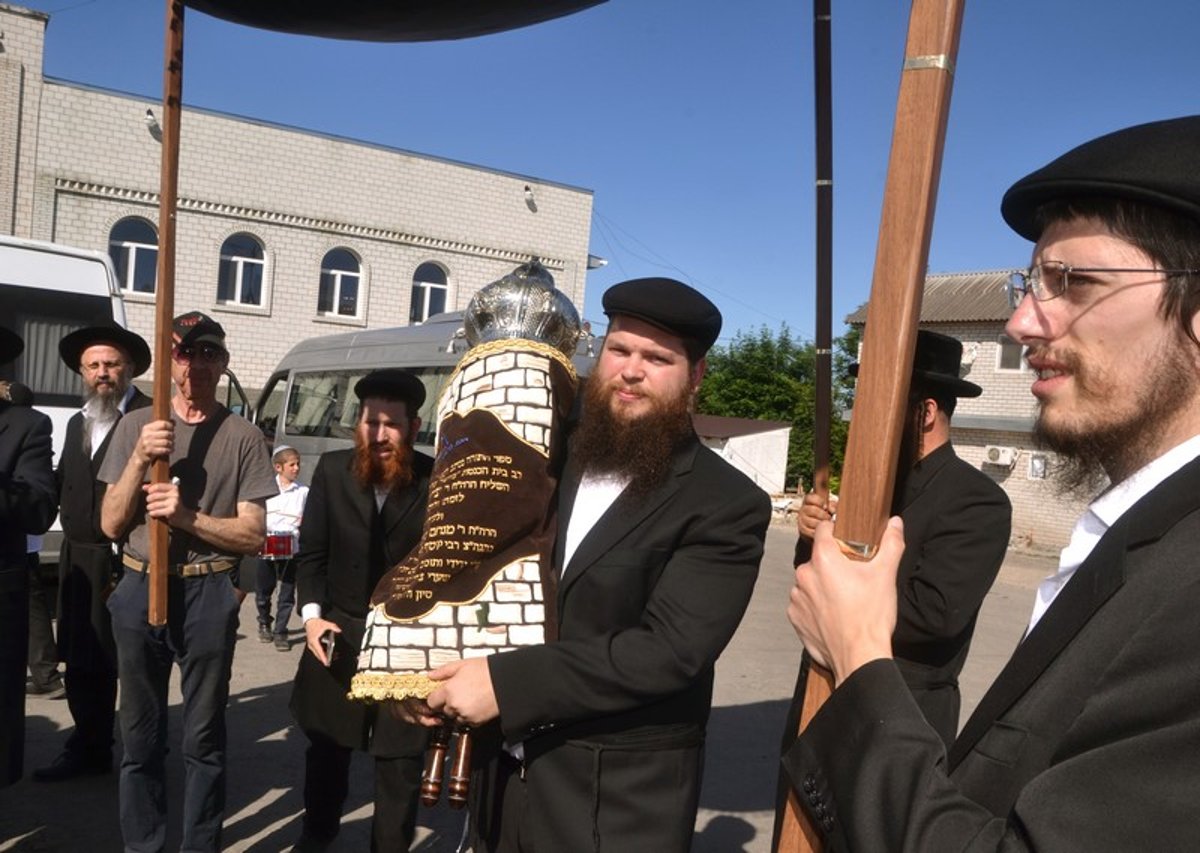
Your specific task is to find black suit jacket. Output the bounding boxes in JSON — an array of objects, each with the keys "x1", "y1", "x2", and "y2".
[
  {"x1": 484, "y1": 435, "x2": 772, "y2": 850},
  {"x1": 791, "y1": 442, "x2": 1012, "y2": 746},
  {"x1": 0, "y1": 401, "x2": 57, "y2": 560},
  {"x1": 289, "y1": 448, "x2": 432, "y2": 755},
  {"x1": 783, "y1": 455, "x2": 1200, "y2": 851},
  {"x1": 55, "y1": 389, "x2": 151, "y2": 667}
]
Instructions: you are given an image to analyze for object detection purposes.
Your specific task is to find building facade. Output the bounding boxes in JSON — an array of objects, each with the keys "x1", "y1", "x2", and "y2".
[
  {"x1": 0, "y1": 3, "x2": 596, "y2": 397},
  {"x1": 848, "y1": 270, "x2": 1087, "y2": 554}
]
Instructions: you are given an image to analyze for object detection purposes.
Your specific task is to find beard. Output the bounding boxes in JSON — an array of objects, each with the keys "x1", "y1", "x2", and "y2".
[
  {"x1": 81, "y1": 379, "x2": 127, "y2": 455},
  {"x1": 1034, "y1": 334, "x2": 1199, "y2": 499},
  {"x1": 352, "y1": 431, "x2": 415, "y2": 492},
  {"x1": 569, "y1": 370, "x2": 696, "y2": 498}
]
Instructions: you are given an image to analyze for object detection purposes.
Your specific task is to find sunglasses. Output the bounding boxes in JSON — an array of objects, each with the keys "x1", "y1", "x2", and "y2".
[{"x1": 172, "y1": 343, "x2": 227, "y2": 364}]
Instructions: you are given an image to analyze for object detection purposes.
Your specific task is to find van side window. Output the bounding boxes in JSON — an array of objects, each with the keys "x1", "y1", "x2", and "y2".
[
  {"x1": 255, "y1": 372, "x2": 287, "y2": 442},
  {"x1": 286, "y1": 371, "x2": 357, "y2": 440}
]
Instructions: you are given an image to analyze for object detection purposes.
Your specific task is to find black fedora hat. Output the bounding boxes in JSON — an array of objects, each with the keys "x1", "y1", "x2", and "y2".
[
  {"x1": 0, "y1": 327, "x2": 22, "y2": 365},
  {"x1": 59, "y1": 323, "x2": 152, "y2": 377},
  {"x1": 1002, "y1": 115, "x2": 1200, "y2": 242},
  {"x1": 851, "y1": 329, "x2": 981, "y2": 398},
  {"x1": 354, "y1": 369, "x2": 427, "y2": 411}
]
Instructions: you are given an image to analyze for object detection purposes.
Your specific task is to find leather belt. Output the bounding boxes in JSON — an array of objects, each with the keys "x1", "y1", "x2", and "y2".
[{"x1": 121, "y1": 553, "x2": 236, "y2": 578}]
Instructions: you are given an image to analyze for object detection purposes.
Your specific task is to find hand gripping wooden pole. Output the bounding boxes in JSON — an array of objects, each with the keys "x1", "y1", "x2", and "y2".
[
  {"x1": 148, "y1": 0, "x2": 185, "y2": 626},
  {"x1": 775, "y1": 1, "x2": 964, "y2": 850}
]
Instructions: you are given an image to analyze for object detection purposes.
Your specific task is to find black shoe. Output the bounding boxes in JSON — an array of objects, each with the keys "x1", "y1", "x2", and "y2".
[
  {"x1": 274, "y1": 635, "x2": 290, "y2": 651},
  {"x1": 32, "y1": 752, "x2": 111, "y2": 782},
  {"x1": 258, "y1": 624, "x2": 273, "y2": 643},
  {"x1": 26, "y1": 679, "x2": 66, "y2": 699}
]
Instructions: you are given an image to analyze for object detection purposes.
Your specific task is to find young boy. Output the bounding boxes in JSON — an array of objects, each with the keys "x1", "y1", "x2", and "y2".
[{"x1": 256, "y1": 446, "x2": 308, "y2": 651}]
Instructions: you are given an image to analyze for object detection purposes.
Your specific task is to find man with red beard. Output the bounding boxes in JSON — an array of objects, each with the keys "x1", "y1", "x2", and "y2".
[
  {"x1": 784, "y1": 116, "x2": 1200, "y2": 851},
  {"x1": 415, "y1": 278, "x2": 772, "y2": 852},
  {"x1": 290, "y1": 368, "x2": 432, "y2": 852}
]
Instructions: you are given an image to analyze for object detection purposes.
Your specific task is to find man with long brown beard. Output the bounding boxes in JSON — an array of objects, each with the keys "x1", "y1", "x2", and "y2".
[
  {"x1": 289, "y1": 368, "x2": 432, "y2": 852},
  {"x1": 784, "y1": 116, "x2": 1200, "y2": 850},
  {"x1": 414, "y1": 278, "x2": 772, "y2": 852}
]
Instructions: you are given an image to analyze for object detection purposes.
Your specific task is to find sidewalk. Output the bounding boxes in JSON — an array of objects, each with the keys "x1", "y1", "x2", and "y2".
[{"x1": 1, "y1": 527, "x2": 1053, "y2": 852}]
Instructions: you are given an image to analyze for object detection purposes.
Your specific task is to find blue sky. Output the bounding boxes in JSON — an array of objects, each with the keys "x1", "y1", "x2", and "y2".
[{"x1": 20, "y1": 0, "x2": 1200, "y2": 344}]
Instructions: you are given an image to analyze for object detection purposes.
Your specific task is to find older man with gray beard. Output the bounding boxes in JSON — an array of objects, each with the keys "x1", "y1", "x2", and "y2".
[{"x1": 34, "y1": 323, "x2": 151, "y2": 783}]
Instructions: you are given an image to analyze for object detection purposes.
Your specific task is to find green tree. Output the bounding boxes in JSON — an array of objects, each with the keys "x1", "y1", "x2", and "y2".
[{"x1": 696, "y1": 324, "x2": 859, "y2": 492}]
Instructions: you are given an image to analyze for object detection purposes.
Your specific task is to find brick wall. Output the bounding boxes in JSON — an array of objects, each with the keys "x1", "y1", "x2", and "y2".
[{"x1": 2, "y1": 3, "x2": 595, "y2": 395}]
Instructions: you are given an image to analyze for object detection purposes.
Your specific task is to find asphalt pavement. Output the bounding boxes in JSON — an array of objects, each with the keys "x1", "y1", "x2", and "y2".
[{"x1": 0, "y1": 521, "x2": 1053, "y2": 852}]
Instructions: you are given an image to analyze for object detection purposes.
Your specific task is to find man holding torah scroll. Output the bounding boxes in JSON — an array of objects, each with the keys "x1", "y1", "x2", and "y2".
[{"x1": 397, "y1": 277, "x2": 772, "y2": 852}]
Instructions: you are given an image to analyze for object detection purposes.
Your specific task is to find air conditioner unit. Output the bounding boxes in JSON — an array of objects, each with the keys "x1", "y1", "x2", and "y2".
[{"x1": 984, "y1": 445, "x2": 1017, "y2": 467}]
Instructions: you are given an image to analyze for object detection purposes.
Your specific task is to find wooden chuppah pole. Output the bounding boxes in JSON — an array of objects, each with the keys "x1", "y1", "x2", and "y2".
[
  {"x1": 775, "y1": 0, "x2": 965, "y2": 850},
  {"x1": 147, "y1": 0, "x2": 185, "y2": 627},
  {"x1": 811, "y1": 0, "x2": 833, "y2": 525}
]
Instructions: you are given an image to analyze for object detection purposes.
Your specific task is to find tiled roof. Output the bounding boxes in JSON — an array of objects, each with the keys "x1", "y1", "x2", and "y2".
[{"x1": 846, "y1": 269, "x2": 1014, "y2": 324}]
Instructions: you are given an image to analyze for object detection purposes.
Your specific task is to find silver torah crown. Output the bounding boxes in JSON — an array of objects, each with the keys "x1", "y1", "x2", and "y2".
[{"x1": 462, "y1": 259, "x2": 582, "y2": 357}]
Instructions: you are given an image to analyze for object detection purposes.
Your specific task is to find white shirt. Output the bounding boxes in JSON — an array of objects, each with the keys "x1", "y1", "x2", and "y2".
[
  {"x1": 1027, "y1": 433, "x2": 1200, "y2": 633},
  {"x1": 561, "y1": 472, "x2": 629, "y2": 574},
  {"x1": 266, "y1": 477, "x2": 309, "y2": 547}
]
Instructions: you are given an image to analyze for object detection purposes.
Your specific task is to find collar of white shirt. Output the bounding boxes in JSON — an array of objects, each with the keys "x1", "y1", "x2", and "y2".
[{"x1": 1027, "y1": 432, "x2": 1200, "y2": 632}]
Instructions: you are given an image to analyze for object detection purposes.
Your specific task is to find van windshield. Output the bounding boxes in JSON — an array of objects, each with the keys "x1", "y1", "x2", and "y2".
[
  {"x1": 0, "y1": 283, "x2": 113, "y2": 407},
  {"x1": 285, "y1": 367, "x2": 452, "y2": 448}
]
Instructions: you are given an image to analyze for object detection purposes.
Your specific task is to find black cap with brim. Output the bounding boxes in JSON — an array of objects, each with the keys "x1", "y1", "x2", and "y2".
[
  {"x1": 354, "y1": 369, "x2": 427, "y2": 411},
  {"x1": 601, "y1": 277, "x2": 722, "y2": 359},
  {"x1": 0, "y1": 327, "x2": 22, "y2": 365},
  {"x1": 1002, "y1": 115, "x2": 1200, "y2": 242},
  {"x1": 172, "y1": 310, "x2": 227, "y2": 350},
  {"x1": 59, "y1": 324, "x2": 152, "y2": 377}
]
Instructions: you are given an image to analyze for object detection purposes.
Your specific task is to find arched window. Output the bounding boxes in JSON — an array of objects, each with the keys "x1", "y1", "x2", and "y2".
[
  {"x1": 217, "y1": 232, "x2": 265, "y2": 306},
  {"x1": 410, "y1": 262, "x2": 447, "y2": 324},
  {"x1": 108, "y1": 217, "x2": 158, "y2": 294},
  {"x1": 318, "y1": 248, "x2": 362, "y2": 317}
]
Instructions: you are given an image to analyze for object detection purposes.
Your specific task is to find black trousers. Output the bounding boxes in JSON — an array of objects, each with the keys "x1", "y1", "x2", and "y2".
[
  {"x1": 0, "y1": 561, "x2": 30, "y2": 786},
  {"x1": 26, "y1": 552, "x2": 59, "y2": 688},
  {"x1": 303, "y1": 732, "x2": 422, "y2": 852},
  {"x1": 63, "y1": 666, "x2": 118, "y2": 760}
]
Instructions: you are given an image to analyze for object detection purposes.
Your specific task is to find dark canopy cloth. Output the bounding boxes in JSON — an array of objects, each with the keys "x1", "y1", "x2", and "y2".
[{"x1": 184, "y1": 0, "x2": 606, "y2": 42}]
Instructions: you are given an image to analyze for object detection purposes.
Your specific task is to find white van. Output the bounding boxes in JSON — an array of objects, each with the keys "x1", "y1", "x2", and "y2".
[
  {"x1": 251, "y1": 311, "x2": 594, "y2": 474},
  {"x1": 0, "y1": 235, "x2": 128, "y2": 561}
]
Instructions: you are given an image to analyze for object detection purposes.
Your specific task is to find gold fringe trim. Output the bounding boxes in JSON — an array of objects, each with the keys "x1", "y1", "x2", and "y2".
[{"x1": 348, "y1": 671, "x2": 437, "y2": 703}]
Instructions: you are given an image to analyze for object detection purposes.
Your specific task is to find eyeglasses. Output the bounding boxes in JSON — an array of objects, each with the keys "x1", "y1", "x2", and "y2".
[
  {"x1": 172, "y1": 343, "x2": 226, "y2": 364},
  {"x1": 1007, "y1": 261, "x2": 1200, "y2": 310}
]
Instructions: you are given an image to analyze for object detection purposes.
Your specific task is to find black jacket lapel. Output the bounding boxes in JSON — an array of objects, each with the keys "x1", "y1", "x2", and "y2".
[
  {"x1": 949, "y1": 455, "x2": 1200, "y2": 768},
  {"x1": 949, "y1": 524, "x2": 1126, "y2": 768},
  {"x1": 558, "y1": 440, "x2": 697, "y2": 600}
]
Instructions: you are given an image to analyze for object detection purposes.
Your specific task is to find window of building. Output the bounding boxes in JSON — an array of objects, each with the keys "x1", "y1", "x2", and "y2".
[
  {"x1": 217, "y1": 232, "x2": 265, "y2": 306},
  {"x1": 996, "y1": 334, "x2": 1027, "y2": 372},
  {"x1": 410, "y1": 262, "x2": 448, "y2": 324},
  {"x1": 318, "y1": 248, "x2": 362, "y2": 318},
  {"x1": 108, "y1": 217, "x2": 158, "y2": 295}
]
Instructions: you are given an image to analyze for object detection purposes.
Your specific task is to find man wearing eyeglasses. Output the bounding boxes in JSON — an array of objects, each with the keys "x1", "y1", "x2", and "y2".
[
  {"x1": 783, "y1": 115, "x2": 1200, "y2": 850},
  {"x1": 32, "y1": 324, "x2": 151, "y2": 784},
  {"x1": 99, "y1": 311, "x2": 276, "y2": 853}
]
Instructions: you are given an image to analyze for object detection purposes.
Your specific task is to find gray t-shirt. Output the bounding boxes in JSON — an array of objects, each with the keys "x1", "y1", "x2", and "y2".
[{"x1": 99, "y1": 405, "x2": 276, "y2": 565}]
